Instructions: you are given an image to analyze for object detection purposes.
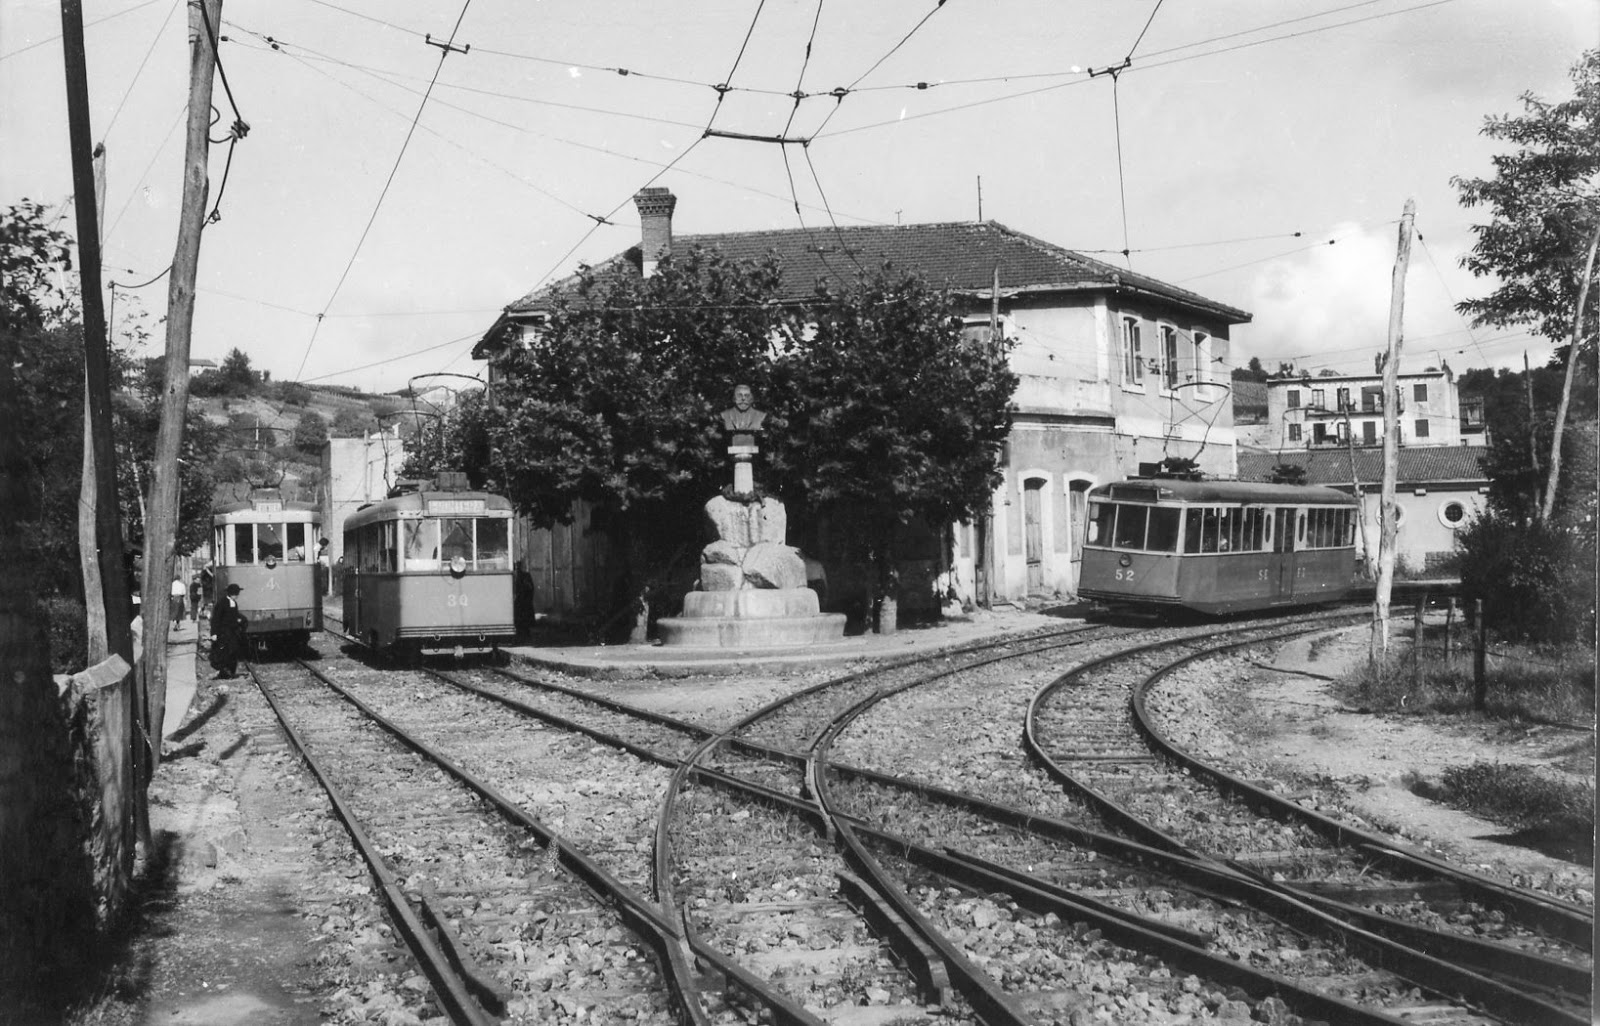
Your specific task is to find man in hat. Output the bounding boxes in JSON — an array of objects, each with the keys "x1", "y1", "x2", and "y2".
[{"x1": 208, "y1": 583, "x2": 250, "y2": 679}]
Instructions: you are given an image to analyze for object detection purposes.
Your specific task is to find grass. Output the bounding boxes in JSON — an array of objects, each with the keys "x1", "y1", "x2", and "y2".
[
  {"x1": 1339, "y1": 634, "x2": 1595, "y2": 727},
  {"x1": 1414, "y1": 762, "x2": 1595, "y2": 864}
]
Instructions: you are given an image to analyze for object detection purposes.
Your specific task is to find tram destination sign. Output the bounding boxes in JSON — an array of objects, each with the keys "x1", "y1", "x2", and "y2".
[{"x1": 426, "y1": 499, "x2": 486, "y2": 516}]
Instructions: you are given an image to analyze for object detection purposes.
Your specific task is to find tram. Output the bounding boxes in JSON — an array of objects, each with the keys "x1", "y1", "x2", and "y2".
[
  {"x1": 341, "y1": 472, "x2": 516, "y2": 656},
  {"x1": 212, "y1": 492, "x2": 324, "y2": 647},
  {"x1": 1077, "y1": 478, "x2": 1359, "y2": 615}
]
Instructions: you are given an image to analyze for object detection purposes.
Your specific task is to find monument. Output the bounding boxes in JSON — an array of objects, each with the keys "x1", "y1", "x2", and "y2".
[{"x1": 656, "y1": 385, "x2": 846, "y2": 648}]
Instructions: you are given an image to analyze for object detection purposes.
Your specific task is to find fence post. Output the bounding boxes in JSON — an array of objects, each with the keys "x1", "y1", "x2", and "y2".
[
  {"x1": 1473, "y1": 598, "x2": 1487, "y2": 711},
  {"x1": 1411, "y1": 593, "x2": 1424, "y2": 689},
  {"x1": 1444, "y1": 598, "x2": 1455, "y2": 659}
]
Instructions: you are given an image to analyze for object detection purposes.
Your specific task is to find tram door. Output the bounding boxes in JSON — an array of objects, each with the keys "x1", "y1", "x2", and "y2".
[
  {"x1": 1024, "y1": 480, "x2": 1044, "y2": 594},
  {"x1": 1273, "y1": 507, "x2": 1297, "y2": 598}
]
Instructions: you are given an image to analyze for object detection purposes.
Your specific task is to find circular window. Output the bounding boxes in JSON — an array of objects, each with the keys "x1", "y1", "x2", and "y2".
[{"x1": 1438, "y1": 500, "x2": 1468, "y2": 528}]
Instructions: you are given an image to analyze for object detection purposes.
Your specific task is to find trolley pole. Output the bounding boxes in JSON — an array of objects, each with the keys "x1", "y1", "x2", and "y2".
[{"x1": 143, "y1": 0, "x2": 223, "y2": 773}]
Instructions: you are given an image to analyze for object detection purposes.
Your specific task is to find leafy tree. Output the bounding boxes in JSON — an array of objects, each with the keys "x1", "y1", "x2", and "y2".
[
  {"x1": 1460, "y1": 358, "x2": 1597, "y2": 521},
  {"x1": 402, "y1": 389, "x2": 497, "y2": 487},
  {"x1": 1230, "y1": 356, "x2": 1268, "y2": 382},
  {"x1": 1456, "y1": 509, "x2": 1595, "y2": 644},
  {"x1": 774, "y1": 265, "x2": 1015, "y2": 620},
  {"x1": 293, "y1": 410, "x2": 329, "y2": 455},
  {"x1": 1453, "y1": 49, "x2": 1600, "y2": 349},
  {"x1": 220, "y1": 347, "x2": 257, "y2": 390},
  {"x1": 331, "y1": 406, "x2": 377, "y2": 438}
]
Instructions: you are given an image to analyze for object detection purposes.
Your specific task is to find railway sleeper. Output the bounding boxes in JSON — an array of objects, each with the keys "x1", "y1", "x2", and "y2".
[{"x1": 835, "y1": 870, "x2": 956, "y2": 1010}]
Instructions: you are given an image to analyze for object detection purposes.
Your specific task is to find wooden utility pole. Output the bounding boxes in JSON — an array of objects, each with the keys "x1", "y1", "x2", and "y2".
[
  {"x1": 1373, "y1": 198, "x2": 1414, "y2": 660},
  {"x1": 1540, "y1": 219, "x2": 1600, "y2": 522},
  {"x1": 142, "y1": 0, "x2": 223, "y2": 771},
  {"x1": 61, "y1": 0, "x2": 134, "y2": 667},
  {"x1": 80, "y1": 145, "x2": 109, "y2": 662}
]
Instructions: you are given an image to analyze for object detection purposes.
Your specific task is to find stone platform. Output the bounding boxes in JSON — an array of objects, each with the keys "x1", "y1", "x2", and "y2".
[{"x1": 656, "y1": 585, "x2": 846, "y2": 648}]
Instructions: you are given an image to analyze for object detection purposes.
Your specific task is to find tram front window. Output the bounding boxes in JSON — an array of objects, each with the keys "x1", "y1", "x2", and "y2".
[
  {"x1": 258, "y1": 523, "x2": 283, "y2": 562},
  {"x1": 404, "y1": 519, "x2": 441, "y2": 570},
  {"x1": 284, "y1": 522, "x2": 309, "y2": 560},
  {"x1": 440, "y1": 518, "x2": 473, "y2": 566},
  {"x1": 477, "y1": 519, "x2": 510, "y2": 570},
  {"x1": 1113, "y1": 505, "x2": 1149, "y2": 550},
  {"x1": 1146, "y1": 508, "x2": 1181, "y2": 551},
  {"x1": 232, "y1": 525, "x2": 253, "y2": 564}
]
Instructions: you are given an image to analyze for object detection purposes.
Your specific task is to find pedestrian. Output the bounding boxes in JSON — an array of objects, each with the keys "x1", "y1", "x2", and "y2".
[
  {"x1": 316, "y1": 537, "x2": 332, "y2": 595},
  {"x1": 189, "y1": 573, "x2": 203, "y2": 622},
  {"x1": 170, "y1": 576, "x2": 187, "y2": 626},
  {"x1": 208, "y1": 583, "x2": 250, "y2": 679},
  {"x1": 199, "y1": 565, "x2": 214, "y2": 609}
]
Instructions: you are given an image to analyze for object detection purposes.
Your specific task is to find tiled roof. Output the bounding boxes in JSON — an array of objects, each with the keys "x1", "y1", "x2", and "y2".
[
  {"x1": 1231, "y1": 380, "x2": 1268, "y2": 411},
  {"x1": 1237, "y1": 446, "x2": 1489, "y2": 487},
  {"x1": 502, "y1": 220, "x2": 1252, "y2": 322}
]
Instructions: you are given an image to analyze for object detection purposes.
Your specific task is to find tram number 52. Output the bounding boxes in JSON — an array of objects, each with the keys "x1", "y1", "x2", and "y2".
[
  {"x1": 446, "y1": 593, "x2": 470, "y2": 608},
  {"x1": 1114, "y1": 569, "x2": 1135, "y2": 582}
]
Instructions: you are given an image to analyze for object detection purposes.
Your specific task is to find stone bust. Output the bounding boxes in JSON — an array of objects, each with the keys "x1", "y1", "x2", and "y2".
[{"x1": 720, "y1": 384, "x2": 766, "y2": 446}]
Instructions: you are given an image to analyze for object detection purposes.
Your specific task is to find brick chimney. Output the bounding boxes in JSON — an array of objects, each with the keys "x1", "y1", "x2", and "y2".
[{"x1": 634, "y1": 187, "x2": 676, "y2": 277}]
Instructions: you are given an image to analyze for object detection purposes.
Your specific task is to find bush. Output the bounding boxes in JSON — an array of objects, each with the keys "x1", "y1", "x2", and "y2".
[
  {"x1": 44, "y1": 597, "x2": 88, "y2": 676},
  {"x1": 1435, "y1": 761, "x2": 1594, "y2": 838},
  {"x1": 1455, "y1": 510, "x2": 1596, "y2": 644}
]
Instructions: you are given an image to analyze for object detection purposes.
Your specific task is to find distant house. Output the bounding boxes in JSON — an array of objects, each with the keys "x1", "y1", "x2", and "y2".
[
  {"x1": 318, "y1": 427, "x2": 406, "y2": 566},
  {"x1": 476, "y1": 188, "x2": 1252, "y2": 609},
  {"x1": 1260, "y1": 367, "x2": 1462, "y2": 450},
  {"x1": 188, "y1": 357, "x2": 217, "y2": 375}
]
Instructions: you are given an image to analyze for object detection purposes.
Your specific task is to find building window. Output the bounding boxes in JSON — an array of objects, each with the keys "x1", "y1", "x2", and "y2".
[
  {"x1": 1336, "y1": 387, "x2": 1352, "y2": 411},
  {"x1": 1287, "y1": 388, "x2": 1301, "y2": 408},
  {"x1": 1192, "y1": 330, "x2": 1211, "y2": 392},
  {"x1": 1361, "y1": 385, "x2": 1382, "y2": 413},
  {"x1": 1160, "y1": 325, "x2": 1180, "y2": 390},
  {"x1": 1362, "y1": 421, "x2": 1377, "y2": 444},
  {"x1": 1311, "y1": 389, "x2": 1325, "y2": 409},
  {"x1": 1413, "y1": 383, "x2": 1428, "y2": 401},
  {"x1": 1313, "y1": 423, "x2": 1328, "y2": 445},
  {"x1": 1440, "y1": 500, "x2": 1467, "y2": 528},
  {"x1": 1335, "y1": 421, "x2": 1348, "y2": 441},
  {"x1": 1414, "y1": 418, "x2": 1430, "y2": 438},
  {"x1": 1121, "y1": 317, "x2": 1143, "y2": 385},
  {"x1": 1287, "y1": 423, "x2": 1302, "y2": 442}
]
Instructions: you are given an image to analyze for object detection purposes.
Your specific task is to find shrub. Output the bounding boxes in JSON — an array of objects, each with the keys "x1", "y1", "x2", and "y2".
[
  {"x1": 1455, "y1": 510, "x2": 1596, "y2": 644},
  {"x1": 1435, "y1": 761, "x2": 1594, "y2": 838},
  {"x1": 44, "y1": 597, "x2": 88, "y2": 676}
]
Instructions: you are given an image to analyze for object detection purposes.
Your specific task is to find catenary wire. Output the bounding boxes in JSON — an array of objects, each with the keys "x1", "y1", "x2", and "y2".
[{"x1": 102, "y1": 0, "x2": 182, "y2": 140}]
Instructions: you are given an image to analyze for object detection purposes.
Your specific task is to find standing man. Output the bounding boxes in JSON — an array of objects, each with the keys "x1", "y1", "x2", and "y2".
[
  {"x1": 208, "y1": 583, "x2": 249, "y2": 679},
  {"x1": 316, "y1": 537, "x2": 332, "y2": 596},
  {"x1": 170, "y1": 576, "x2": 187, "y2": 627}
]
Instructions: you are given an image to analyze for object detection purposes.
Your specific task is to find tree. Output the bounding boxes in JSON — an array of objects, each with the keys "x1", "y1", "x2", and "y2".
[
  {"x1": 1454, "y1": 49, "x2": 1600, "y2": 348},
  {"x1": 1230, "y1": 356, "x2": 1268, "y2": 383},
  {"x1": 219, "y1": 346, "x2": 257, "y2": 391},
  {"x1": 1460, "y1": 359, "x2": 1597, "y2": 522},
  {"x1": 331, "y1": 406, "x2": 377, "y2": 438},
  {"x1": 774, "y1": 265, "x2": 1016, "y2": 625},
  {"x1": 293, "y1": 410, "x2": 329, "y2": 456}
]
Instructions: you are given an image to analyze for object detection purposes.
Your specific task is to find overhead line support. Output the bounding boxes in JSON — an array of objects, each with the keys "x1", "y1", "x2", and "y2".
[
  {"x1": 704, "y1": 128, "x2": 810, "y2": 145},
  {"x1": 425, "y1": 33, "x2": 469, "y2": 55}
]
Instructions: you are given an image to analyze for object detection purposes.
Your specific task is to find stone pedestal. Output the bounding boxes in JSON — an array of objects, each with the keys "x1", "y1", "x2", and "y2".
[{"x1": 657, "y1": 493, "x2": 845, "y2": 649}]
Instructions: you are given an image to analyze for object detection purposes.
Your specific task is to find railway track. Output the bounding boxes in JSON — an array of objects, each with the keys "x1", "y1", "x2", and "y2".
[{"x1": 270, "y1": 614, "x2": 1590, "y2": 1024}]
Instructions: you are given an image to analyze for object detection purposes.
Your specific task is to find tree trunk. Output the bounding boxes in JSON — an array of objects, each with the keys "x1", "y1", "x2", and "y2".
[
  {"x1": 141, "y1": 0, "x2": 220, "y2": 767},
  {"x1": 80, "y1": 386, "x2": 107, "y2": 663}
]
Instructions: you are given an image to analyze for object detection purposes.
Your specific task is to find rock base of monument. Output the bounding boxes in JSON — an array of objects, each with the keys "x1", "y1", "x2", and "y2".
[
  {"x1": 657, "y1": 587, "x2": 846, "y2": 648},
  {"x1": 658, "y1": 490, "x2": 846, "y2": 649}
]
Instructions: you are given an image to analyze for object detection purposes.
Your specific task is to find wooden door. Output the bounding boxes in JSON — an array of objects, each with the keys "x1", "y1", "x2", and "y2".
[{"x1": 1024, "y1": 479, "x2": 1044, "y2": 593}]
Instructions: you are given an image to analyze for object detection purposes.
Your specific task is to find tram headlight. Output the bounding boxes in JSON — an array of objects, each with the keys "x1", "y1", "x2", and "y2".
[
  {"x1": 1118, "y1": 555, "x2": 1132, "y2": 568},
  {"x1": 265, "y1": 555, "x2": 278, "y2": 569},
  {"x1": 450, "y1": 555, "x2": 468, "y2": 575}
]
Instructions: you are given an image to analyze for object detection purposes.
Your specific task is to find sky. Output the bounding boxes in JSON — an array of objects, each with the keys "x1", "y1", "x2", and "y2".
[{"x1": 2, "y1": 0, "x2": 1595, "y2": 395}]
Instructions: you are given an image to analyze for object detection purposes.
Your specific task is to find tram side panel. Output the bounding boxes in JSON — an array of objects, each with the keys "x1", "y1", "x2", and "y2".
[{"x1": 1078, "y1": 547, "x2": 1183, "y2": 606}]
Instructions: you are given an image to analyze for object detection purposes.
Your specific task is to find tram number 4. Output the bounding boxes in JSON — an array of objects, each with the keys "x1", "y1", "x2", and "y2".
[
  {"x1": 1114, "y1": 569, "x2": 1135, "y2": 582},
  {"x1": 446, "y1": 593, "x2": 470, "y2": 608},
  {"x1": 264, "y1": 577, "x2": 278, "y2": 590}
]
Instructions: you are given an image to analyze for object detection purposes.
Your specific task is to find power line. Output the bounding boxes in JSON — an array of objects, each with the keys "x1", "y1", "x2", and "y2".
[
  {"x1": 810, "y1": 0, "x2": 953, "y2": 139},
  {"x1": 0, "y1": 0, "x2": 164, "y2": 60},
  {"x1": 292, "y1": 0, "x2": 476, "y2": 383},
  {"x1": 1125, "y1": 0, "x2": 1169, "y2": 60},
  {"x1": 103, "y1": 0, "x2": 181, "y2": 140}
]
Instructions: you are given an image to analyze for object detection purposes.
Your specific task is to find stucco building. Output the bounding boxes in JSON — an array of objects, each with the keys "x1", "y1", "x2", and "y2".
[
  {"x1": 318, "y1": 427, "x2": 406, "y2": 565},
  {"x1": 476, "y1": 188, "x2": 1252, "y2": 606}
]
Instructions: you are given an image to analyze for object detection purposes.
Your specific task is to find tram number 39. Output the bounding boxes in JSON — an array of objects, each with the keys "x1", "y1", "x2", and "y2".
[{"x1": 446, "y1": 593, "x2": 470, "y2": 608}]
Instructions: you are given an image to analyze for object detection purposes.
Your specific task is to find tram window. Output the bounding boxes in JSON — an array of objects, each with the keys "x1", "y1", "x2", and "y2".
[
  {"x1": 1184, "y1": 509, "x2": 1203, "y2": 554},
  {"x1": 258, "y1": 523, "x2": 283, "y2": 562},
  {"x1": 1244, "y1": 508, "x2": 1265, "y2": 551},
  {"x1": 285, "y1": 523, "x2": 308, "y2": 560},
  {"x1": 381, "y1": 523, "x2": 398, "y2": 572},
  {"x1": 440, "y1": 518, "x2": 473, "y2": 566},
  {"x1": 1147, "y1": 508, "x2": 1181, "y2": 552},
  {"x1": 1217, "y1": 510, "x2": 1233, "y2": 551},
  {"x1": 477, "y1": 519, "x2": 510, "y2": 570},
  {"x1": 215, "y1": 526, "x2": 227, "y2": 563},
  {"x1": 1201, "y1": 510, "x2": 1221, "y2": 553},
  {"x1": 1296, "y1": 511, "x2": 1306, "y2": 544},
  {"x1": 1086, "y1": 502, "x2": 1112, "y2": 545},
  {"x1": 1113, "y1": 504, "x2": 1149, "y2": 550},
  {"x1": 1344, "y1": 511, "x2": 1356, "y2": 545},
  {"x1": 405, "y1": 519, "x2": 441, "y2": 570},
  {"x1": 234, "y1": 525, "x2": 255, "y2": 564}
]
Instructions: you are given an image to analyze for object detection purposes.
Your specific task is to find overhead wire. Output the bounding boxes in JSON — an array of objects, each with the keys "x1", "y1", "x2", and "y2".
[
  {"x1": 0, "y1": 0, "x2": 164, "y2": 60},
  {"x1": 102, "y1": 0, "x2": 182, "y2": 141},
  {"x1": 291, "y1": 0, "x2": 476, "y2": 383},
  {"x1": 809, "y1": 0, "x2": 952, "y2": 139}
]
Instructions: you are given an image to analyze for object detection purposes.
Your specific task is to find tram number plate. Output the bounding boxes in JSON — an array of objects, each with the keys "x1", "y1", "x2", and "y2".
[
  {"x1": 265, "y1": 577, "x2": 278, "y2": 590},
  {"x1": 446, "y1": 593, "x2": 470, "y2": 608},
  {"x1": 1114, "y1": 569, "x2": 1135, "y2": 582},
  {"x1": 1259, "y1": 570, "x2": 1269, "y2": 581}
]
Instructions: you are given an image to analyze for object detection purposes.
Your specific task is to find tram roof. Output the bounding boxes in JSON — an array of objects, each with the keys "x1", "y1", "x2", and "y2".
[
  {"x1": 1091, "y1": 478, "x2": 1358, "y2": 506},
  {"x1": 343, "y1": 490, "x2": 514, "y2": 532},
  {"x1": 212, "y1": 499, "x2": 320, "y2": 522}
]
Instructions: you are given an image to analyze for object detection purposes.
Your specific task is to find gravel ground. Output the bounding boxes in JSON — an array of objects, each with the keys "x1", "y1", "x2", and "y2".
[{"x1": 42, "y1": 613, "x2": 1594, "y2": 1026}]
